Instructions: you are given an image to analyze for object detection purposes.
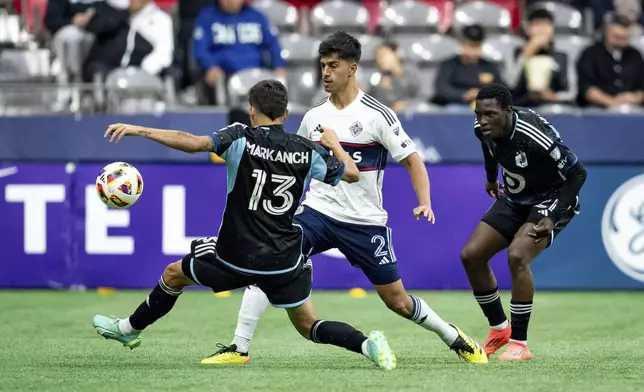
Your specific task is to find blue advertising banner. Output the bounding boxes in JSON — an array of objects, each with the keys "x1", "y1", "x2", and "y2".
[
  {"x1": 1, "y1": 162, "x2": 643, "y2": 290},
  {"x1": 1, "y1": 112, "x2": 644, "y2": 163}
]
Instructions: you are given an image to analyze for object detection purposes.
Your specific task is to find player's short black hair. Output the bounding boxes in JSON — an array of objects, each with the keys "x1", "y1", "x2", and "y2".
[
  {"x1": 318, "y1": 31, "x2": 362, "y2": 62},
  {"x1": 527, "y1": 8, "x2": 554, "y2": 23},
  {"x1": 476, "y1": 83, "x2": 513, "y2": 109},
  {"x1": 248, "y1": 79, "x2": 288, "y2": 120},
  {"x1": 462, "y1": 24, "x2": 485, "y2": 43}
]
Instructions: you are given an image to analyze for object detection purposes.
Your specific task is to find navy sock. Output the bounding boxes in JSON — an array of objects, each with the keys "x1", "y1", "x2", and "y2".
[
  {"x1": 310, "y1": 320, "x2": 367, "y2": 354},
  {"x1": 473, "y1": 287, "x2": 508, "y2": 327},
  {"x1": 510, "y1": 299, "x2": 533, "y2": 342},
  {"x1": 129, "y1": 277, "x2": 182, "y2": 331}
]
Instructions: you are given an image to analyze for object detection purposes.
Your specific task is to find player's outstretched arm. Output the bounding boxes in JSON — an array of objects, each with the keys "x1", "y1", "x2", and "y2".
[
  {"x1": 400, "y1": 152, "x2": 434, "y2": 223},
  {"x1": 319, "y1": 126, "x2": 359, "y2": 183},
  {"x1": 105, "y1": 123, "x2": 213, "y2": 153}
]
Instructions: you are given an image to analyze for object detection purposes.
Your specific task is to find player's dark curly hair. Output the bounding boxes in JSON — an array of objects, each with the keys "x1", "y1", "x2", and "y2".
[
  {"x1": 476, "y1": 83, "x2": 513, "y2": 109},
  {"x1": 319, "y1": 31, "x2": 362, "y2": 62},
  {"x1": 248, "y1": 79, "x2": 288, "y2": 120}
]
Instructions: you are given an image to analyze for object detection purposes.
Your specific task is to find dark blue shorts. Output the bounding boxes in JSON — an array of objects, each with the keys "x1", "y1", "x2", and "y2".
[{"x1": 294, "y1": 206, "x2": 400, "y2": 285}]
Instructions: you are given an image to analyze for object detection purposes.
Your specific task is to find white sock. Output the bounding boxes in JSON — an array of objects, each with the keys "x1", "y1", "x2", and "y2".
[
  {"x1": 491, "y1": 320, "x2": 510, "y2": 330},
  {"x1": 408, "y1": 295, "x2": 458, "y2": 346},
  {"x1": 231, "y1": 285, "x2": 269, "y2": 353},
  {"x1": 510, "y1": 339, "x2": 527, "y2": 346},
  {"x1": 118, "y1": 318, "x2": 139, "y2": 335},
  {"x1": 360, "y1": 339, "x2": 370, "y2": 358}
]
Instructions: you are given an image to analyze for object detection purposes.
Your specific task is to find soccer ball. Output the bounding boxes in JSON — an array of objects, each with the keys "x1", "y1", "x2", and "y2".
[{"x1": 96, "y1": 162, "x2": 144, "y2": 209}]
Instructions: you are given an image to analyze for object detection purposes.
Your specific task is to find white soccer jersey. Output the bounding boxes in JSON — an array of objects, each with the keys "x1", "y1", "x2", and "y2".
[{"x1": 297, "y1": 90, "x2": 417, "y2": 226}]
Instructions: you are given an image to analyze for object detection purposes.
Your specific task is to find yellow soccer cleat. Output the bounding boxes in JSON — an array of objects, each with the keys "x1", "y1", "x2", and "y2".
[
  {"x1": 448, "y1": 324, "x2": 488, "y2": 364},
  {"x1": 201, "y1": 343, "x2": 250, "y2": 365}
]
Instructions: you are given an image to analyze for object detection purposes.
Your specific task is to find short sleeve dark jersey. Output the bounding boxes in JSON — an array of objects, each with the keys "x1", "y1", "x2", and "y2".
[
  {"x1": 474, "y1": 107, "x2": 579, "y2": 206},
  {"x1": 210, "y1": 123, "x2": 345, "y2": 273}
]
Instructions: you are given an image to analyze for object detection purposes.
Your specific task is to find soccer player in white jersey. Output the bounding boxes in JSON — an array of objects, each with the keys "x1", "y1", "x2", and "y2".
[{"x1": 202, "y1": 31, "x2": 488, "y2": 365}]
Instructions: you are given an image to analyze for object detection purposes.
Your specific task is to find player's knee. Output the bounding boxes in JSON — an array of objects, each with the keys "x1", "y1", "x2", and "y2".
[
  {"x1": 507, "y1": 247, "x2": 530, "y2": 273},
  {"x1": 383, "y1": 295, "x2": 412, "y2": 317},
  {"x1": 162, "y1": 261, "x2": 188, "y2": 290},
  {"x1": 460, "y1": 245, "x2": 484, "y2": 269}
]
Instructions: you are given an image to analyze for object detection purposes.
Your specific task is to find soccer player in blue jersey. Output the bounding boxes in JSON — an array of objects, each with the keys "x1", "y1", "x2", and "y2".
[{"x1": 91, "y1": 79, "x2": 398, "y2": 370}]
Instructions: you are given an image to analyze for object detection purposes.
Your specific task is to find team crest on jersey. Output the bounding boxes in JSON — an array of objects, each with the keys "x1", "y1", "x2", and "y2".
[
  {"x1": 515, "y1": 151, "x2": 528, "y2": 168},
  {"x1": 349, "y1": 121, "x2": 363, "y2": 137}
]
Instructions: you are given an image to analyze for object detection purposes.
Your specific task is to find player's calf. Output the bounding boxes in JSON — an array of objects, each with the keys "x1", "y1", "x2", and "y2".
[
  {"x1": 92, "y1": 260, "x2": 192, "y2": 347},
  {"x1": 504, "y1": 224, "x2": 546, "y2": 350},
  {"x1": 286, "y1": 300, "x2": 396, "y2": 370}
]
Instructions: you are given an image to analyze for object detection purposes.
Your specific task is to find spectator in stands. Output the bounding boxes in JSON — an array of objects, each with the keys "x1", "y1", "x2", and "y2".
[
  {"x1": 45, "y1": 0, "x2": 103, "y2": 79},
  {"x1": 82, "y1": 0, "x2": 174, "y2": 83},
  {"x1": 191, "y1": 0, "x2": 286, "y2": 105},
  {"x1": 368, "y1": 41, "x2": 420, "y2": 112},
  {"x1": 45, "y1": 0, "x2": 105, "y2": 109},
  {"x1": 511, "y1": 8, "x2": 569, "y2": 107},
  {"x1": 592, "y1": 0, "x2": 644, "y2": 33},
  {"x1": 577, "y1": 13, "x2": 644, "y2": 108},
  {"x1": 434, "y1": 24, "x2": 502, "y2": 107}
]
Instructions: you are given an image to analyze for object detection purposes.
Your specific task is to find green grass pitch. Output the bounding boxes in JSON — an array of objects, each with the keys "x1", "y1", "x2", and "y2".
[{"x1": 1, "y1": 290, "x2": 644, "y2": 392}]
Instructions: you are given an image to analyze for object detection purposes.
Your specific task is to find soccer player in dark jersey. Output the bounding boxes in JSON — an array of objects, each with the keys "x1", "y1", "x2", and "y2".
[
  {"x1": 91, "y1": 80, "x2": 398, "y2": 370},
  {"x1": 461, "y1": 83, "x2": 587, "y2": 360}
]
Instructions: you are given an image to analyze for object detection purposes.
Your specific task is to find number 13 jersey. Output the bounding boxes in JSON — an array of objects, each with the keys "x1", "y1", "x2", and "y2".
[
  {"x1": 210, "y1": 123, "x2": 345, "y2": 273},
  {"x1": 298, "y1": 90, "x2": 417, "y2": 226}
]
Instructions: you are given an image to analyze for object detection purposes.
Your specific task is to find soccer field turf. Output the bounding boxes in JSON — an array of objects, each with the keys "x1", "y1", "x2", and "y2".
[{"x1": 1, "y1": 291, "x2": 643, "y2": 392}]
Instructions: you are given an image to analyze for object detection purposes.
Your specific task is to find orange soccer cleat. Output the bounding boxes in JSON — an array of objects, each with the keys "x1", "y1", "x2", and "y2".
[
  {"x1": 496, "y1": 341, "x2": 532, "y2": 361},
  {"x1": 482, "y1": 326, "x2": 511, "y2": 357}
]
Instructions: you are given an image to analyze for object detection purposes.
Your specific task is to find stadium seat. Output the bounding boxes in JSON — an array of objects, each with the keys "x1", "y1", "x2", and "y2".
[
  {"x1": 103, "y1": 67, "x2": 166, "y2": 114},
  {"x1": 482, "y1": 34, "x2": 524, "y2": 64},
  {"x1": 252, "y1": 0, "x2": 299, "y2": 33},
  {"x1": 228, "y1": 68, "x2": 279, "y2": 106},
  {"x1": 309, "y1": 0, "x2": 369, "y2": 36},
  {"x1": 0, "y1": 47, "x2": 51, "y2": 81},
  {"x1": 527, "y1": 2, "x2": 583, "y2": 34},
  {"x1": 0, "y1": 47, "x2": 55, "y2": 115},
  {"x1": 356, "y1": 34, "x2": 383, "y2": 66},
  {"x1": 286, "y1": 69, "x2": 319, "y2": 107},
  {"x1": 473, "y1": 0, "x2": 520, "y2": 31},
  {"x1": 482, "y1": 34, "x2": 524, "y2": 80},
  {"x1": 279, "y1": 33, "x2": 321, "y2": 67},
  {"x1": 377, "y1": 0, "x2": 441, "y2": 35},
  {"x1": 452, "y1": 1, "x2": 512, "y2": 34},
  {"x1": 553, "y1": 35, "x2": 591, "y2": 103},
  {"x1": 394, "y1": 34, "x2": 458, "y2": 101},
  {"x1": 394, "y1": 34, "x2": 459, "y2": 66},
  {"x1": 554, "y1": 35, "x2": 590, "y2": 67}
]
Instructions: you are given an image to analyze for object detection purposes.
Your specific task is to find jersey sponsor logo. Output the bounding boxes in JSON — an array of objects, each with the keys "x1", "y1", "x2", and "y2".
[
  {"x1": 515, "y1": 151, "x2": 528, "y2": 168},
  {"x1": 501, "y1": 168, "x2": 526, "y2": 194},
  {"x1": 322, "y1": 141, "x2": 386, "y2": 171},
  {"x1": 392, "y1": 127, "x2": 400, "y2": 136},
  {"x1": 349, "y1": 121, "x2": 363, "y2": 137},
  {"x1": 401, "y1": 139, "x2": 412, "y2": 149},
  {"x1": 246, "y1": 142, "x2": 309, "y2": 164},
  {"x1": 602, "y1": 174, "x2": 644, "y2": 283},
  {"x1": 550, "y1": 146, "x2": 561, "y2": 160}
]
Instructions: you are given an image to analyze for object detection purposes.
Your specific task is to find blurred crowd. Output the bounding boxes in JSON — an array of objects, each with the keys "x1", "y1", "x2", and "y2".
[{"x1": 1, "y1": 0, "x2": 644, "y2": 114}]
